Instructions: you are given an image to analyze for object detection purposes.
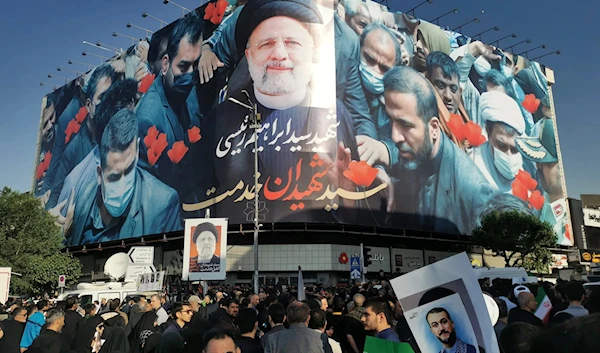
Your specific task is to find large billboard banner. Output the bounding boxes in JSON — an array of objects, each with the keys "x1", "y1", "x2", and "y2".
[{"x1": 33, "y1": 0, "x2": 571, "y2": 247}]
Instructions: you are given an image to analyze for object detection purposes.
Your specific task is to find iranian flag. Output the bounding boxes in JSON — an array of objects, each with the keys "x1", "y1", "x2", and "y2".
[{"x1": 534, "y1": 286, "x2": 553, "y2": 323}]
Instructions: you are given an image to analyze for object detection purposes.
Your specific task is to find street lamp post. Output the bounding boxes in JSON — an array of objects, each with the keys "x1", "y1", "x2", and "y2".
[
  {"x1": 452, "y1": 17, "x2": 480, "y2": 33},
  {"x1": 142, "y1": 12, "x2": 168, "y2": 28},
  {"x1": 518, "y1": 44, "x2": 547, "y2": 59},
  {"x1": 431, "y1": 8, "x2": 459, "y2": 25},
  {"x1": 472, "y1": 26, "x2": 500, "y2": 40},
  {"x1": 491, "y1": 33, "x2": 517, "y2": 47},
  {"x1": 82, "y1": 51, "x2": 109, "y2": 63},
  {"x1": 406, "y1": 0, "x2": 433, "y2": 17},
  {"x1": 503, "y1": 39, "x2": 532, "y2": 53},
  {"x1": 68, "y1": 59, "x2": 94, "y2": 70},
  {"x1": 249, "y1": 102, "x2": 262, "y2": 295},
  {"x1": 163, "y1": 0, "x2": 192, "y2": 17},
  {"x1": 112, "y1": 32, "x2": 139, "y2": 45},
  {"x1": 47, "y1": 74, "x2": 69, "y2": 84},
  {"x1": 127, "y1": 23, "x2": 154, "y2": 38},
  {"x1": 532, "y1": 50, "x2": 561, "y2": 62}
]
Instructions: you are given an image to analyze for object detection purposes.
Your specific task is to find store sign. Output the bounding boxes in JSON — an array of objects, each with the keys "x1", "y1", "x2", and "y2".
[
  {"x1": 371, "y1": 253, "x2": 385, "y2": 263},
  {"x1": 579, "y1": 249, "x2": 600, "y2": 264},
  {"x1": 550, "y1": 254, "x2": 568, "y2": 269}
]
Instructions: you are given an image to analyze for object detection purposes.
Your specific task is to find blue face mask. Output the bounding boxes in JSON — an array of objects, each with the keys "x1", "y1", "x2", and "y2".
[
  {"x1": 359, "y1": 62, "x2": 385, "y2": 95},
  {"x1": 101, "y1": 164, "x2": 136, "y2": 217},
  {"x1": 172, "y1": 71, "x2": 196, "y2": 97}
]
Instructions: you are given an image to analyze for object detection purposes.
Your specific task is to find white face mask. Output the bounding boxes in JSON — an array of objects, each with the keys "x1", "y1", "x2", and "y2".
[{"x1": 493, "y1": 146, "x2": 522, "y2": 180}]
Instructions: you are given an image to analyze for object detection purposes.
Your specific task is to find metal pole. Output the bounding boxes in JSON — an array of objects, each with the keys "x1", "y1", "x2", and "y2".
[
  {"x1": 252, "y1": 104, "x2": 260, "y2": 294},
  {"x1": 360, "y1": 243, "x2": 365, "y2": 283},
  {"x1": 203, "y1": 209, "x2": 210, "y2": 294}
]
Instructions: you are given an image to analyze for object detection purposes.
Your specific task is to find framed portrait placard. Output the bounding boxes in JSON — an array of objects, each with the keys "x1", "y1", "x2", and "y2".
[{"x1": 183, "y1": 218, "x2": 228, "y2": 281}]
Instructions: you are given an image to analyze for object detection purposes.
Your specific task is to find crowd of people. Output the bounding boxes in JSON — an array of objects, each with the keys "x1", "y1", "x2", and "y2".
[
  {"x1": 1, "y1": 277, "x2": 600, "y2": 353},
  {"x1": 34, "y1": 0, "x2": 570, "y2": 247}
]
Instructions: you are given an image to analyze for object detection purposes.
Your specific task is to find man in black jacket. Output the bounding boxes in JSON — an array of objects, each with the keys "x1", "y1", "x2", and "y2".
[
  {"x1": 236, "y1": 308, "x2": 263, "y2": 353},
  {"x1": 0, "y1": 306, "x2": 27, "y2": 353},
  {"x1": 30, "y1": 308, "x2": 66, "y2": 353},
  {"x1": 508, "y1": 292, "x2": 543, "y2": 327},
  {"x1": 60, "y1": 297, "x2": 82, "y2": 353}
]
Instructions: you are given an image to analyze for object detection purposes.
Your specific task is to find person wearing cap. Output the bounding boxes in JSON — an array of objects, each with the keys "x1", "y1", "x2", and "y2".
[
  {"x1": 516, "y1": 118, "x2": 569, "y2": 244},
  {"x1": 189, "y1": 222, "x2": 220, "y2": 272},
  {"x1": 472, "y1": 90, "x2": 536, "y2": 193},
  {"x1": 198, "y1": 0, "x2": 374, "y2": 140},
  {"x1": 197, "y1": 0, "x2": 359, "y2": 224},
  {"x1": 188, "y1": 295, "x2": 209, "y2": 321}
]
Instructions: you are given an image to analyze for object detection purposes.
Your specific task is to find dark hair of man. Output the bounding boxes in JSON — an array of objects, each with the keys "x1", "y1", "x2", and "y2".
[
  {"x1": 325, "y1": 287, "x2": 335, "y2": 295},
  {"x1": 563, "y1": 281, "x2": 585, "y2": 302},
  {"x1": 109, "y1": 298, "x2": 120, "y2": 311},
  {"x1": 219, "y1": 297, "x2": 231, "y2": 308},
  {"x1": 84, "y1": 303, "x2": 96, "y2": 315},
  {"x1": 383, "y1": 66, "x2": 438, "y2": 124},
  {"x1": 500, "y1": 322, "x2": 539, "y2": 353},
  {"x1": 426, "y1": 307, "x2": 452, "y2": 323},
  {"x1": 426, "y1": 51, "x2": 460, "y2": 81},
  {"x1": 308, "y1": 309, "x2": 327, "y2": 330},
  {"x1": 241, "y1": 298, "x2": 251, "y2": 308},
  {"x1": 171, "y1": 302, "x2": 190, "y2": 319},
  {"x1": 100, "y1": 108, "x2": 138, "y2": 168},
  {"x1": 36, "y1": 300, "x2": 48, "y2": 311},
  {"x1": 193, "y1": 222, "x2": 219, "y2": 243},
  {"x1": 307, "y1": 298, "x2": 321, "y2": 311},
  {"x1": 237, "y1": 308, "x2": 258, "y2": 334},
  {"x1": 27, "y1": 304, "x2": 37, "y2": 317},
  {"x1": 495, "y1": 298, "x2": 508, "y2": 319},
  {"x1": 94, "y1": 78, "x2": 138, "y2": 143},
  {"x1": 418, "y1": 287, "x2": 456, "y2": 306},
  {"x1": 363, "y1": 297, "x2": 394, "y2": 326},
  {"x1": 287, "y1": 301, "x2": 310, "y2": 324},
  {"x1": 202, "y1": 329, "x2": 238, "y2": 351},
  {"x1": 268, "y1": 303, "x2": 286, "y2": 324},
  {"x1": 85, "y1": 64, "x2": 117, "y2": 100},
  {"x1": 264, "y1": 295, "x2": 277, "y2": 308},
  {"x1": 228, "y1": 298, "x2": 240, "y2": 307},
  {"x1": 11, "y1": 306, "x2": 26, "y2": 319},
  {"x1": 360, "y1": 23, "x2": 403, "y2": 67},
  {"x1": 332, "y1": 296, "x2": 345, "y2": 312},
  {"x1": 485, "y1": 120, "x2": 519, "y2": 139},
  {"x1": 166, "y1": 14, "x2": 203, "y2": 61},
  {"x1": 148, "y1": 19, "x2": 179, "y2": 73},
  {"x1": 65, "y1": 297, "x2": 77, "y2": 310},
  {"x1": 483, "y1": 69, "x2": 519, "y2": 102}
]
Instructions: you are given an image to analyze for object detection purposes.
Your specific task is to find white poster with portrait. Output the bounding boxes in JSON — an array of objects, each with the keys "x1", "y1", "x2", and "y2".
[
  {"x1": 390, "y1": 252, "x2": 499, "y2": 353},
  {"x1": 183, "y1": 218, "x2": 228, "y2": 281}
]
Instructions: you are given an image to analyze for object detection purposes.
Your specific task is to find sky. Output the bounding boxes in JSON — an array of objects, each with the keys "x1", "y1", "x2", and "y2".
[{"x1": 0, "y1": 0, "x2": 598, "y2": 199}]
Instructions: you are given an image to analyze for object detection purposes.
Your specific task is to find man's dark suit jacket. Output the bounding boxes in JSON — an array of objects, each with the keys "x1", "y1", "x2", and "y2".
[
  {"x1": 391, "y1": 134, "x2": 496, "y2": 235},
  {"x1": 68, "y1": 167, "x2": 181, "y2": 245},
  {"x1": 136, "y1": 77, "x2": 204, "y2": 216}
]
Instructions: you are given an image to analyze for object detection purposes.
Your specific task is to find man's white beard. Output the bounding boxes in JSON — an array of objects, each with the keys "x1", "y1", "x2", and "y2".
[
  {"x1": 198, "y1": 247, "x2": 214, "y2": 262},
  {"x1": 248, "y1": 55, "x2": 311, "y2": 110}
]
